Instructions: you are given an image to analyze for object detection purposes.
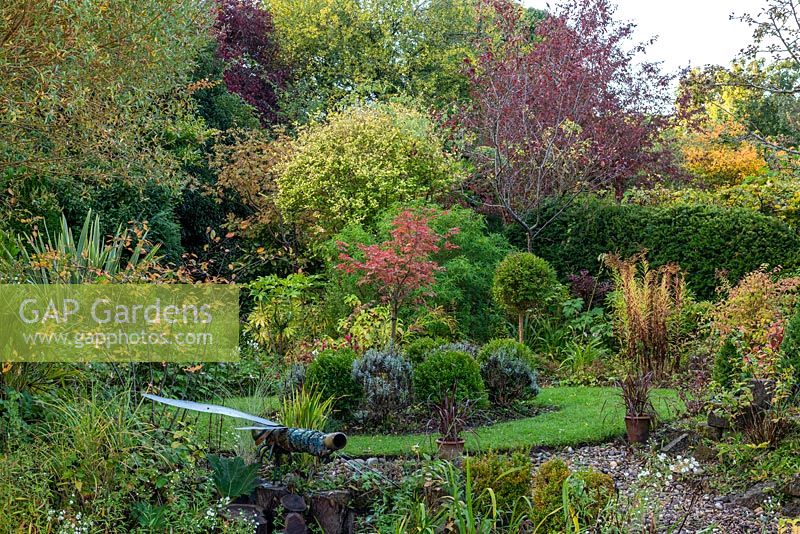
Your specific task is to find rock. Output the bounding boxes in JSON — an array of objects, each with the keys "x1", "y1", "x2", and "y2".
[
  {"x1": 281, "y1": 494, "x2": 307, "y2": 513},
  {"x1": 693, "y1": 444, "x2": 717, "y2": 463},
  {"x1": 255, "y1": 483, "x2": 289, "y2": 511},
  {"x1": 707, "y1": 412, "x2": 730, "y2": 429},
  {"x1": 366, "y1": 457, "x2": 380, "y2": 467},
  {"x1": 284, "y1": 512, "x2": 307, "y2": 534},
  {"x1": 783, "y1": 497, "x2": 800, "y2": 517},
  {"x1": 730, "y1": 481, "x2": 777, "y2": 510},
  {"x1": 661, "y1": 433, "x2": 689, "y2": 454},
  {"x1": 784, "y1": 474, "x2": 800, "y2": 498}
]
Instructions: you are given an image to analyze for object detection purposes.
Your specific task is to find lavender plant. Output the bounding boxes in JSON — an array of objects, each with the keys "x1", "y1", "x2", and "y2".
[{"x1": 352, "y1": 348, "x2": 413, "y2": 422}]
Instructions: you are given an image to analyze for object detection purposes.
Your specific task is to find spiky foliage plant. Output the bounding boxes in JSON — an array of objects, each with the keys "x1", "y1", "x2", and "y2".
[
  {"x1": 1, "y1": 210, "x2": 161, "y2": 284},
  {"x1": 603, "y1": 253, "x2": 685, "y2": 379}
]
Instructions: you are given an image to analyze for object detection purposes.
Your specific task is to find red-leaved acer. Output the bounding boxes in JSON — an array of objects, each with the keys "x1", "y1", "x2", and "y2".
[{"x1": 337, "y1": 209, "x2": 459, "y2": 346}]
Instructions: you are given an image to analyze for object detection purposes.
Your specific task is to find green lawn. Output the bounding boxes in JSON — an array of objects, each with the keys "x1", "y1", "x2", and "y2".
[
  {"x1": 177, "y1": 386, "x2": 681, "y2": 457},
  {"x1": 346, "y1": 386, "x2": 682, "y2": 456}
]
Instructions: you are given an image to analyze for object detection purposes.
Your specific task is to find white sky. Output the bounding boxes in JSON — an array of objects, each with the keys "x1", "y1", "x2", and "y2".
[{"x1": 525, "y1": 0, "x2": 764, "y2": 75}]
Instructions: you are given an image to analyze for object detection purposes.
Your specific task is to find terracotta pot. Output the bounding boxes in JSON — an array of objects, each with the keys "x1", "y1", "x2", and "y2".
[
  {"x1": 436, "y1": 438, "x2": 465, "y2": 459},
  {"x1": 625, "y1": 415, "x2": 651, "y2": 444}
]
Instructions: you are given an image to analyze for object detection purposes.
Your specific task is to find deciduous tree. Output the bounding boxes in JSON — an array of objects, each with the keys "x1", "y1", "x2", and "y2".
[
  {"x1": 461, "y1": 0, "x2": 673, "y2": 251},
  {"x1": 214, "y1": 0, "x2": 287, "y2": 126},
  {"x1": 275, "y1": 104, "x2": 461, "y2": 237},
  {"x1": 0, "y1": 0, "x2": 212, "y2": 237},
  {"x1": 680, "y1": 1, "x2": 800, "y2": 155},
  {"x1": 268, "y1": 0, "x2": 479, "y2": 121},
  {"x1": 337, "y1": 209, "x2": 459, "y2": 346}
]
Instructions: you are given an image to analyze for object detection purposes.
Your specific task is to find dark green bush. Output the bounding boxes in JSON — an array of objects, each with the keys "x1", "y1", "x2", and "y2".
[
  {"x1": 468, "y1": 452, "x2": 532, "y2": 517},
  {"x1": 713, "y1": 337, "x2": 742, "y2": 390},
  {"x1": 529, "y1": 196, "x2": 800, "y2": 300},
  {"x1": 305, "y1": 349, "x2": 363, "y2": 415},
  {"x1": 780, "y1": 308, "x2": 800, "y2": 386},
  {"x1": 428, "y1": 206, "x2": 511, "y2": 342},
  {"x1": 413, "y1": 350, "x2": 487, "y2": 405},
  {"x1": 404, "y1": 337, "x2": 448, "y2": 365}
]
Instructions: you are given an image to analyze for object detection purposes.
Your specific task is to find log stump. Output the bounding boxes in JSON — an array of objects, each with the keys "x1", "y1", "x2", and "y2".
[{"x1": 310, "y1": 490, "x2": 354, "y2": 534}]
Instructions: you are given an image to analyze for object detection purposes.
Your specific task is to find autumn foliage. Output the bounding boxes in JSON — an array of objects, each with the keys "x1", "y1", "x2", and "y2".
[
  {"x1": 462, "y1": 0, "x2": 673, "y2": 250},
  {"x1": 604, "y1": 253, "x2": 686, "y2": 380},
  {"x1": 214, "y1": 0, "x2": 287, "y2": 126},
  {"x1": 681, "y1": 119, "x2": 767, "y2": 185},
  {"x1": 337, "y1": 209, "x2": 459, "y2": 344},
  {"x1": 713, "y1": 268, "x2": 800, "y2": 376}
]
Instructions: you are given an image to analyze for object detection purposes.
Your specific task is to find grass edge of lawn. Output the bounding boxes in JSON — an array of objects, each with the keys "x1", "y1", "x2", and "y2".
[
  {"x1": 345, "y1": 386, "x2": 682, "y2": 457},
  {"x1": 191, "y1": 386, "x2": 681, "y2": 458}
]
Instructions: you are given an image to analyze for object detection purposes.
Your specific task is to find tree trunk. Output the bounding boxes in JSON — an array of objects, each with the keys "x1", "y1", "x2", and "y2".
[
  {"x1": 526, "y1": 230, "x2": 533, "y2": 253},
  {"x1": 518, "y1": 312, "x2": 524, "y2": 344},
  {"x1": 390, "y1": 302, "x2": 398, "y2": 348}
]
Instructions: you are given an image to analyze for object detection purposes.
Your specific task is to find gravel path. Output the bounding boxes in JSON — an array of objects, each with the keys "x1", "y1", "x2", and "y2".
[{"x1": 531, "y1": 442, "x2": 780, "y2": 534}]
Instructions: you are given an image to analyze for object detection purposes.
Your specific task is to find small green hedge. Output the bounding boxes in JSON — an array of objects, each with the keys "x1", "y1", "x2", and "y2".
[
  {"x1": 413, "y1": 350, "x2": 487, "y2": 406},
  {"x1": 527, "y1": 196, "x2": 800, "y2": 300},
  {"x1": 305, "y1": 349, "x2": 362, "y2": 415}
]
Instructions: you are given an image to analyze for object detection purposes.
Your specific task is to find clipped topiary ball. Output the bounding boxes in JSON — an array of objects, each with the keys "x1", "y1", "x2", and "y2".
[
  {"x1": 305, "y1": 348, "x2": 363, "y2": 416},
  {"x1": 492, "y1": 252, "x2": 560, "y2": 343},
  {"x1": 413, "y1": 350, "x2": 487, "y2": 406},
  {"x1": 403, "y1": 336, "x2": 448, "y2": 365}
]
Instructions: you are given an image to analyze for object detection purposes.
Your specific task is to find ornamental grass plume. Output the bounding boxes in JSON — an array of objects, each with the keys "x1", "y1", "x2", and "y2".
[{"x1": 603, "y1": 253, "x2": 685, "y2": 379}]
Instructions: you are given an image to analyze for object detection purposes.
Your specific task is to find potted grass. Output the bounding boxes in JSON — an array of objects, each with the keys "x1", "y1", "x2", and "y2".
[
  {"x1": 429, "y1": 387, "x2": 474, "y2": 460},
  {"x1": 620, "y1": 372, "x2": 655, "y2": 444}
]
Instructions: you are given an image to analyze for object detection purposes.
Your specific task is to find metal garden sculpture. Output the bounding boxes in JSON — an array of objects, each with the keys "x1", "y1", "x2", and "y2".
[{"x1": 142, "y1": 393, "x2": 347, "y2": 464}]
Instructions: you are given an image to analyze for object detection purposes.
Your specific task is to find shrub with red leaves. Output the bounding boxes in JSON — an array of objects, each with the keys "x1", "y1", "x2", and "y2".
[
  {"x1": 214, "y1": 0, "x2": 287, "y2": 126},
  {"x1": 567, "y1": 270, "x2": 613, "y2": 307}
]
